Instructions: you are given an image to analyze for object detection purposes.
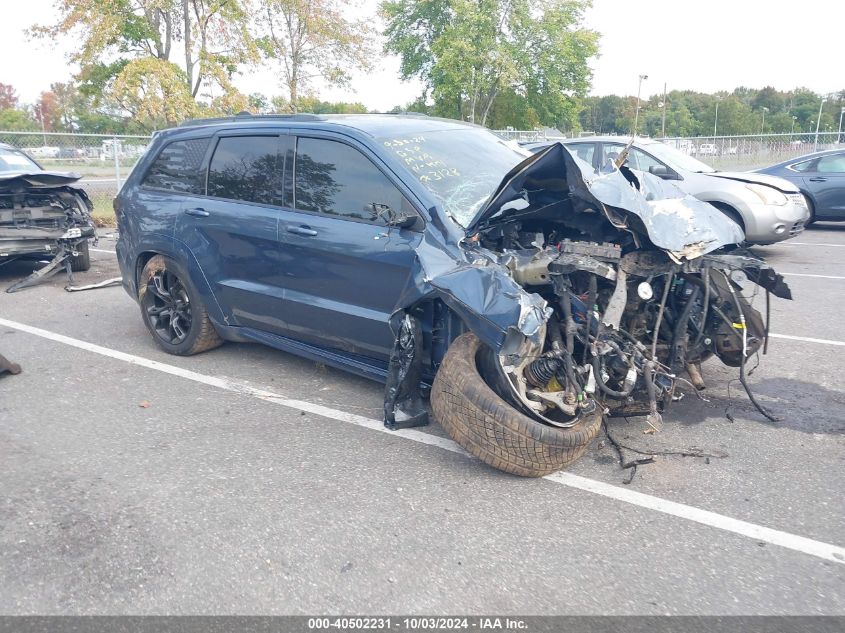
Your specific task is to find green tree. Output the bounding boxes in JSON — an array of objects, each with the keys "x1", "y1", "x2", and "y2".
[
  {"x1": 0, "y1": 108, "x2": 37, "y2": 132},
  {"x1": 110, "y1": 58, "x2": 197, "y2": 129},
  {"x1": 381, "y1": 0, "x2": 597, "y2": 127},
  {"x1": 31, "y1": 0, "x2": 255, "y2": 129},
  {"x1": 270, "y1": 95, "x2": 368, "y2": 114},
  {"x1": 255, "y1": 0, "x2": 374, "y2": 111}
]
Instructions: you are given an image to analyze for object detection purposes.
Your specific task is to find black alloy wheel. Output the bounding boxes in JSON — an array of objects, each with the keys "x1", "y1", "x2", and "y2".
[{"x1": 142, "y1": 268, "x2": 193, "y2": 345}]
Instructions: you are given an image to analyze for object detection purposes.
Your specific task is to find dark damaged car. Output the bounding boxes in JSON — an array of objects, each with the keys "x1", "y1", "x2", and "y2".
[
  {"x1": 114, "y1": 114, "x2": 791, "y2": 476},
  {"x1": 0, "y1": 143, "x2": 95, "y2": 292}
]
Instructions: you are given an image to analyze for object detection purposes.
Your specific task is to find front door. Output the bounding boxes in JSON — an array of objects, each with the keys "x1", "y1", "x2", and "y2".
[
  {"x1": 175, "y1": 133, "x2": 289, "y2": 333},
  {"x1": 274, "y1": 134, "x2": 423, "y2": 360}
]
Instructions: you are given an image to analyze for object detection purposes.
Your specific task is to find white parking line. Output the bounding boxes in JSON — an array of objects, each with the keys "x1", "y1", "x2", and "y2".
[
  {"x1": 1, "y1": 316, "x2": 843, "y2": 566},
  {"x1": 779, "y1": 242, "x2": 845, "y2": 248},
  {"x1": 769, "y1": 333, "x2": 845, "y2": 347},
  {"x1": 780, "y1": 272, "x2": 845, "y2": 280},
  {"x1": 91, "y1": 248, "x2": 116, "y2": 254}
]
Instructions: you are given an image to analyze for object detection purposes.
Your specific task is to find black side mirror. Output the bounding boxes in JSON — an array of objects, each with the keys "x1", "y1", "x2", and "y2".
[
  {"x1": 648, "y1": 165, "x2": 680, "y2": 180},
  {"x1": 372, "y1": 203, "x2": 417, "y2": 228}
]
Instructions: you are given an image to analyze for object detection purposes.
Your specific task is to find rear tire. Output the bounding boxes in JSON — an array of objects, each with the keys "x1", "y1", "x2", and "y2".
[
  {"x1": 431, "y1": 332, "x2": 602, "y2": 477},
  {"x1": 69, "y1": 240, "x2": 91, "y2": 272},
  {"x1": 138, "y1": 255, "x2": 223, "y2": 356}
]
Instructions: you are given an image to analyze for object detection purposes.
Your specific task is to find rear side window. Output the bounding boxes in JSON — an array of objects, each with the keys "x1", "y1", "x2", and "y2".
[
  {"x1": 207, "y1": 136, "x2": 281, "y2": 205},
  {"x1": 789, "y1": 159, "x2": 816, "y2": 172},
  {"x1": 567, "y1": 143, "x2": 595, "y2": 164},
  {"x1": 294, "y1": 137, "x2": 409, "y2": 224},
  {"x1": 142, "y1": 138, "x2": 210, "y2": 194}
]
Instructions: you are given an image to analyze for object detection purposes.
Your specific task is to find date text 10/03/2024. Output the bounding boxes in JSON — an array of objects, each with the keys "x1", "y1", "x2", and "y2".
[{"x1": 307, "y1": 617, "x2": 529, "y2": 630}]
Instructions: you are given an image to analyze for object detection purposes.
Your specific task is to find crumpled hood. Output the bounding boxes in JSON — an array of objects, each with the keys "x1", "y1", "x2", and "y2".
[
  {"x1": 467, "y1": 142, "x2": 744, "y2": 260},
  {"x1": 706, "y1": 170, "x2": 799, "y2": 193},
  {"x1": 0, "y1": 170, "x2": 83, "y2": 189}
]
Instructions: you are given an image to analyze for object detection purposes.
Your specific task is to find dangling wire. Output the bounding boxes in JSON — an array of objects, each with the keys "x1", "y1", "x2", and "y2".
[{"x1": 721, "y1": 271, "x2": 780, "y2": 422}]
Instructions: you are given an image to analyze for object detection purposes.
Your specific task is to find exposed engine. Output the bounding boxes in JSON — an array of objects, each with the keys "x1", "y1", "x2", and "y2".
[
  {"x1": 476, "y1": 208, "x2": 789, "y2": 430},
  {"x1": 0, "y1": 172, "x2": 96, "y2": 292}
]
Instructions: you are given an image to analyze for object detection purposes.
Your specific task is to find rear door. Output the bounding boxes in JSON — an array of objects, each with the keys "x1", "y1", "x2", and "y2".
[
  {"x1": 803, "y1": 152, "x2": 845, "y2": 218},
  {"x1": 274, "y1": 133, "x2": 424, "y2": 360},
  {"x1": 175, "y1": 132, "x2": 289, "y2": 333}
]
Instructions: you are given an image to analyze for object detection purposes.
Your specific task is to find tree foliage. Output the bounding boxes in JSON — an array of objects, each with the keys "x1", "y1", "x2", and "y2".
[
  {"x1": 110, "y1": 58, "x2": 198, "y2": 128},
  {"x1": 255, "y1": 0, "x2": 374, "y2": 110},
  {"x1": 579, "y1": 86, "x2": 845, "y2": 138},
  {"x1": 0, "y1": 84, "x2": 19, "y2": 111},
  {"x1": 31, "y1": 0, "x2": 256, "y2": 130},
  {"x1": 381, "y1": 0, "x2": 597, "y2": 126}
]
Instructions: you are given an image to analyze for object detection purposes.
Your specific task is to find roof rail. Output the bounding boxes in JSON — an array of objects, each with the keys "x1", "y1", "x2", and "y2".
[
  {"x1": 178, "y1": 112, "x2": 325, "y2": 127},
  {"x1": 379, "y1": 111, "x2": 430, "y2": 117}
]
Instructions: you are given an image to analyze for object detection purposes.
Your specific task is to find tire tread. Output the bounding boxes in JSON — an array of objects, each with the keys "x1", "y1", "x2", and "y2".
[{"x1": 431, "y1": 332, "x2": 601, "y2": 477}]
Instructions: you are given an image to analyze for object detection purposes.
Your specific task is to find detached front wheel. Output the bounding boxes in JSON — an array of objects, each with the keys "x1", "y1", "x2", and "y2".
[
  {"x1": 69, "y1": 240, "x2": 91, "y2": 272},
  {"x1": 139, "y1": 255, "x2": 222, "y2": 356},
  {"x1": 431, "y1": 332, "x2": 602, "y2": 477}
]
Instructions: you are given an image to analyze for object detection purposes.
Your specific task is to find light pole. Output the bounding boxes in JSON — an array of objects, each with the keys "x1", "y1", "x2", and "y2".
[
  {"x1": 814, "y1": 97, "x2": 826, "y2": 151},
  {"x1": 713, "y1": 96, "x2": 721, "y2": 146},
  {"x1": 790, "y1": 115, "x2": 797, "y2": 139},
  {"x1": 838, "y1": 107, "x2": 844, "y2": 144},
  {"x1": 660, "y1": 81, "x2": 667, "y2": 138},
  {"x1": 35, "y1": 103, "x2": 47, "y2": 147},
  {"x1": 759, "y1": 107, "x2": 768, "y2": 155},
  {"x1": 633, "y1": 74, "x2": 648, "y2": 136}
]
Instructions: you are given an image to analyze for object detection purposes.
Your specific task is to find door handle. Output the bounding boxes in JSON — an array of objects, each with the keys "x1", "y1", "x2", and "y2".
[
  {"x1": 287, "y1": 225, "x2": 318, "y2": 237},
  {"x1": 184, "y1": 207, "x2": 210, "y2": 217},
  {"x1": 808, "y1": 177, "x2": 827, "y2": 182}
]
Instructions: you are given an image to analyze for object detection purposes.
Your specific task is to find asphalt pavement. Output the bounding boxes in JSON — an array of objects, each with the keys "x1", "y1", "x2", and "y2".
[{"x1": 0, "y1": 227, "x2": 843, "y2": 615}]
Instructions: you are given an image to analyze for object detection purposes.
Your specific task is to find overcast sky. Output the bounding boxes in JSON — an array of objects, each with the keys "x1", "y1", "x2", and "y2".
[{"x1": 2, "y1": 0, "x2": 841, "y2": 110}]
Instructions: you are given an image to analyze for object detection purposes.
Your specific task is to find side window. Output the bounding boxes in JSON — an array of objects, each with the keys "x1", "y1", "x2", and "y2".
[
  {"x1": 816, "y1": 154, "x2": 845, "y2": 174},
  {"x1": 789, "y1": 158, "x2": 817, "y2": 173},
  {"x1": 628, "y1": 147, "x2": 664, "y2": 173},
  {"x1": 294, "y1": 137, "x2": 412, "y2": 225},
  {"x1": 207, "y1": 136, "x2": 280, "y2": 205},
  {"x1": 142, "y1": 138, "x2": 210, "y2": 194},
  {"x1": 602, "y1": 143, "x2": 624, "y2": 165},
  {"x1": 567, "y1": 143, "x2": 595, "y2": 164}
]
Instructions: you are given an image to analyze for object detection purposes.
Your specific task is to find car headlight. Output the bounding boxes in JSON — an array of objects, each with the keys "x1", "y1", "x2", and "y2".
[{"x1": 745, "y1": 183, "x2": 787, "y2": 206}]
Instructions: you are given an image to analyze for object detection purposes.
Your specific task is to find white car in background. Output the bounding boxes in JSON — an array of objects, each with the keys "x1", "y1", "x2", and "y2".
[{"x1": 555, "y1": 136, "x2": 810, "y2": 244}]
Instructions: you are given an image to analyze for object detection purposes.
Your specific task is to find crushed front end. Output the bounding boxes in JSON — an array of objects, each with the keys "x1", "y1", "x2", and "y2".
[
  {"x1": 0, "y1": 171, "x2": 96, "y2": 292},
  {"x1": 466, "y1": 143, "x2": 790, "y2": 430}
]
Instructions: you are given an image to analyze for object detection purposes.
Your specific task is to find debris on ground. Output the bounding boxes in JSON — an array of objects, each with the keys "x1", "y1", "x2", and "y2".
[{"x1": 0, "y1": 352, "x2": 21, "y2": 377}]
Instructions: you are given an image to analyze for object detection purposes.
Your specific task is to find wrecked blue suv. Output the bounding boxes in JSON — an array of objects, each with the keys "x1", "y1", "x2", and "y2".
[{"x1": 116, "y1": 114, "x2": 790, "y2": 477}]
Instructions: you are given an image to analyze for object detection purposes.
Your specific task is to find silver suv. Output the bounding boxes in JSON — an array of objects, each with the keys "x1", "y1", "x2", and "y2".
[{"x1": 559, "y1": 136, "x2": 810, "y2": 244}]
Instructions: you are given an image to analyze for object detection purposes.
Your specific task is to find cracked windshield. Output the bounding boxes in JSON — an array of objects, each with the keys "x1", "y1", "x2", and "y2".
[{"x1": 380, "y1": 129, "x2": 531, "y2": 227}]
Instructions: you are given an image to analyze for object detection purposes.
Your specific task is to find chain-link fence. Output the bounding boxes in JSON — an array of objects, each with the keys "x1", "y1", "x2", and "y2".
[
  {"x1": 0, "y1": 131, "x2": 152, "y2": 223},
  {"x1": 493, "y1": 130, "x2": 843, "y2": 171},
  {"x1": 658, "y1": 132, "x2": 843, "y2": 171}
]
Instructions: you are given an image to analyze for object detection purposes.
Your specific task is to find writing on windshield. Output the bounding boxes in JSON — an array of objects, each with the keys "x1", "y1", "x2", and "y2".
[
  {"x1": 383, "y1": 136, "x2": 461, "y2": 184},
  {"x1": 380, "y1": 129, "x2": 527, "y2": 227}
]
